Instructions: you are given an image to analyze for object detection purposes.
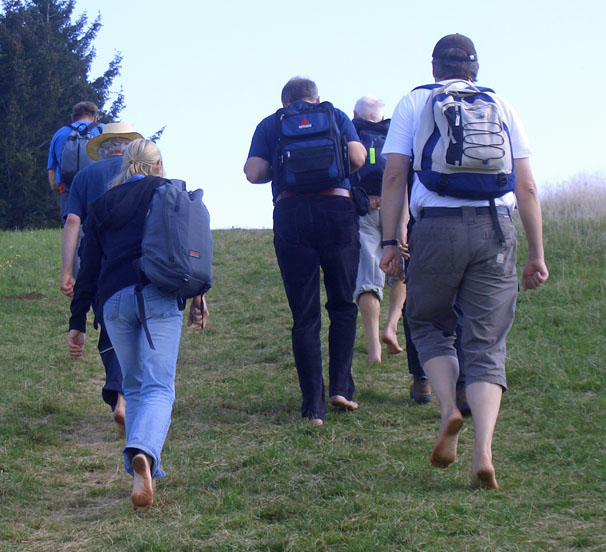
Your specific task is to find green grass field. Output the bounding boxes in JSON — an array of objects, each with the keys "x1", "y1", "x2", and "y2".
[{"x1": 0, "y1": 186, "x2": 605, "y2": 551}]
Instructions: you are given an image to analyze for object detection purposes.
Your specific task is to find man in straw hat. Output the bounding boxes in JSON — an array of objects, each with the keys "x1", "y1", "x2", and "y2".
[{"x1": 61, "y1": 122, "x2": 143, "y2": 427}]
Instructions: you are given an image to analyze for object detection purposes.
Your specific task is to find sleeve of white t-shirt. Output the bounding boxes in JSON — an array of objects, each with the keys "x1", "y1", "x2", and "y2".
[{"x1": 382, "y1": 92, "x2": 419, "y2": 157}]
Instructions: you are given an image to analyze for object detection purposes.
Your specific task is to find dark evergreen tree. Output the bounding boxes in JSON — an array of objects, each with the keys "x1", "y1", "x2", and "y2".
[{"x1": 0, "y1": 0, "x2": 124, "y2": 229}]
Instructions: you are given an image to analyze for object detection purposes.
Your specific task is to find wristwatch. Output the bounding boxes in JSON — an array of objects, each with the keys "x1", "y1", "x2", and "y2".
[{"x1": 380, "y1": 239, "x2": 398, "y2": 248}]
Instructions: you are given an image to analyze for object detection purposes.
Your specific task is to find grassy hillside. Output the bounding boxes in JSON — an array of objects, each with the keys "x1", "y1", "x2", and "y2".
[{"x1": 0, "y1": 187, "x2": 604, "y2": 551}]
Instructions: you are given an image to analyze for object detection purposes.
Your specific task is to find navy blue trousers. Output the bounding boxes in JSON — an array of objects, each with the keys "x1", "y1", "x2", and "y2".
[{"x1": 273, "y1": 195, "x2": 359, "y2": 421}]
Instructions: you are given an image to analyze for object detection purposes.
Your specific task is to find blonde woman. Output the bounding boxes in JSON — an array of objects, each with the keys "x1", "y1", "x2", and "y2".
[{"x1": 68, "y1": 139, "x2": 208, "y2": 511}]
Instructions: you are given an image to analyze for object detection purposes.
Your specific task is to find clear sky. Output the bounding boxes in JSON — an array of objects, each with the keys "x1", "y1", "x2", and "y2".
[{"x1": 73, "y1": 0, "x2": 606, "y2": 229}]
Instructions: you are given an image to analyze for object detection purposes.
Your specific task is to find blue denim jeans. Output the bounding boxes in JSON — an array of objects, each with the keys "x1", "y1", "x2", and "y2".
[
  {"x1": 103, "y1": 284, "x2": 182, "y2": 478},
  {"x1": 273, "y1": 195, "x2": 359, "y2": 421}
]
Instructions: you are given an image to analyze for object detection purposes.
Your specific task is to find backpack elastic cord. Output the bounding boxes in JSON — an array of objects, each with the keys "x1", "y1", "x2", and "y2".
[
  {"x1": 135, "y1": 284, "x2": 156, "y2": 350},
  {"x1": 488, "y1": 198, "x2": 507, "y2": 245}
]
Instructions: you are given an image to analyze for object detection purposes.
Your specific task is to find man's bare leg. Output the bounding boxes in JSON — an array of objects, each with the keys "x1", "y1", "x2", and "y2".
[
  {"x1": 466, "y1": 382, "x2": 502, "y2": 489},
  {"x1": 423, "y1": 355, "x2": 463, "y2": 468},
  {"x1": 382, "y1": 279, "x2": 405, "y2": 354},
  {"x1": 358, "y1": 292, "x2": 382, "y2": 362}
]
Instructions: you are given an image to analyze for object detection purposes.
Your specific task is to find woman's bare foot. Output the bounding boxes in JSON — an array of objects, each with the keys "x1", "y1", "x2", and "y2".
[
  {"x1": 114, "y1": 393, "x2": 126, "y2": 427},
  {"x1": 471, "y1": 453, "x2": 499, "y2": 489},
  {"x1": 311, "y1": 418, "x2": 324, "y2": 426},
  {"x1": 330, "y1": 395, "x2": 359, "y2": 411},
  {"x1": 131, "y1": 454, "x2": 154, "y2": 511},
  {"x1": 381, "y1": 331, "x2": 403, "y2": 355},
  {"x1": 429, "y1": 410, "x2": 463, "y2": 468}
]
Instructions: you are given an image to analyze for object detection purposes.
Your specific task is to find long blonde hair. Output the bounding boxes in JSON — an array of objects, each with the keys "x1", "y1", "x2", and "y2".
[{"x1": 111, "y1": 139, "x2": 164, "y2": 187}]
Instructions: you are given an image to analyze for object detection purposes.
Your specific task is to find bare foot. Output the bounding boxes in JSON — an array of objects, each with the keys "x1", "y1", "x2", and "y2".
[
  {"x1": 471, "y1": 454, "x2": 499, "y2": 489},
  {"x1": 382, "y1": 332, "x2": 403, "y2": 355},
  {"x1": 131, "y1": 454, "x2": 153, "y2": 511},
  {"x1": 330, "y1": 395, "x2": 359, "y2": 411},
  {"x1": 311, "y1": 418, "x2": 324, "y2": 426},
  {"x1": 367, "y1": 353, "x2": 381, "y2": 363},
  {"x1": 429, "y1": 410, "x2": 463, "y2": 468},
  {"x1": 114, "y1": 393, "x2": 126, "y2": 427}
]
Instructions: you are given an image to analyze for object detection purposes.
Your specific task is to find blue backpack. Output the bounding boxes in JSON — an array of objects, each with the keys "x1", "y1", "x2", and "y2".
[
  {"x1": 136, "y1": 176, "x2": 213, "y2": 349},
  {"x1": 60, "y1": 122, "x2": 100, "y2": 187},
  {"x1": 273, "y1": 101, "x2": 349, "y2": 193},
  {"x1": 413, "y1": 81, "x2": 515, "y2": 200}
]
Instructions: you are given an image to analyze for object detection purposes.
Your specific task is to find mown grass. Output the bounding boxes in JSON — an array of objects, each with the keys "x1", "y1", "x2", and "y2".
[{"x1": 0, "y1": 184, "x2": 605, "y2": 551}]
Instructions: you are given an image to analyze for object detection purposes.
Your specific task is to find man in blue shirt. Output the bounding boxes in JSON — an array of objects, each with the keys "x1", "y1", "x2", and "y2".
[
  {"x1": 48, "y1": 101, "x2": 103, "y2": 221},
  {"x1": 61, "y1": 122, "x2": 143, "y2": 427},
  {"x1": 244, "y1": 77, "x2": 367, "y2": 425}
]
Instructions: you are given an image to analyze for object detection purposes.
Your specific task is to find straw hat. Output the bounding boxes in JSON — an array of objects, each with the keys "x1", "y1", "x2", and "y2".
[{"x1": 87, "y1": 122, "x2": 144, "y2": 160}]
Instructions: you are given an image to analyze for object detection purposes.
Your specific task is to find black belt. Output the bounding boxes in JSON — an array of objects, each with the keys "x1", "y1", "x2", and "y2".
[
  {"x1": 420, "y1": 206, "x2": 511, "y2": 219},
  {"x1": 276, "y1": 188, "x2": 351, "y2": 202}
]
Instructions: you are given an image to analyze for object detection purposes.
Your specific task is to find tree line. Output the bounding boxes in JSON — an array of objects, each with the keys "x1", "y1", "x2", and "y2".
[{"x1": 0, "y1": 0, "x2": 123, "y2": 229}]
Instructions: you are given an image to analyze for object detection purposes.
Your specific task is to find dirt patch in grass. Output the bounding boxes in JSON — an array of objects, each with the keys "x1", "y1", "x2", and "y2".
[{"x1": 3, "y1": 291, "x2": 45, "y2": 301}]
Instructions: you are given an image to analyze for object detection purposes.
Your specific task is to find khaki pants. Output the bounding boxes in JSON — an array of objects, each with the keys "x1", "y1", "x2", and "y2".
[{"x1": 406, "y1": 207, "x2": 518, "y2": 390}]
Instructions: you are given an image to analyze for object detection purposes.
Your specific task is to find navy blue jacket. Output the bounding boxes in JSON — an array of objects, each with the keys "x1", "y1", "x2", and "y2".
[{"x1": 69, "y1": 176, "x2": 161, "y2": 332}]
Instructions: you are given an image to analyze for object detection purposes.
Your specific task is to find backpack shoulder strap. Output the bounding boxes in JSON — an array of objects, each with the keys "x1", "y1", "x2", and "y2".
[
  {"x1": 83, "y1": 121, "x2": 100, "y2": 135},
  {"x1": 317, "y1": 100, "x2": 335, "y2": 113},
  {"x1": 412, "y1": 83, "x2": 441, "y2": 92},
  {"x1": 166, "y1": 178, "x2": 187, "y2": 191}
]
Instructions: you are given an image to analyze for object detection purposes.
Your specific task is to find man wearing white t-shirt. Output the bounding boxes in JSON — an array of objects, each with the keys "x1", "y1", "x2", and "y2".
[{"x1": 379, "y1": 34, "x2": 549, "y2": 490}]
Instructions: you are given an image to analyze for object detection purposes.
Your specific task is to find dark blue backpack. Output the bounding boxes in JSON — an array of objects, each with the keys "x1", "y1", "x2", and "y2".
[
  {"x1": 273, "y1": 101, "x2": 349, "y2": 193},
  {"x1": 352, "y1": 118, "x2": 389, "y2": 196},
  {"x1": 135, "y1": 176, "x2": 213, "y2": 349},
  {"x1": 60, "y1": 122, "x2": 100, "y2": 187}
]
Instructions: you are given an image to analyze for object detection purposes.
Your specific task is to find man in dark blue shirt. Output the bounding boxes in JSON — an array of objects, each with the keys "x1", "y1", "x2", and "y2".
[
  {"x1": 244, "y1": 77, "x2": 367, "y2": 425},
  {"x1": 61, "y1": 122, "x2": 143, "y2": 427}
]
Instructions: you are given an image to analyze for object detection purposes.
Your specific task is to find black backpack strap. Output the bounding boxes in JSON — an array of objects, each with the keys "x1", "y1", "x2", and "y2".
[
  {"x1": 83, "y1": 121, "x2": 100, "y2": 136},
  {"x1": 488, "y1": 198, "x2": 507, "y2": 245},
  {"x1": 135, "y1": 284, "x2": 156, "y2": 350}
]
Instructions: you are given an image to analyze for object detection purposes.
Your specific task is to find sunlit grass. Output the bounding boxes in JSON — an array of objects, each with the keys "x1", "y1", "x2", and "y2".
[{"x1": 0, "y1": 183, "x2": 604, "y2": 551}]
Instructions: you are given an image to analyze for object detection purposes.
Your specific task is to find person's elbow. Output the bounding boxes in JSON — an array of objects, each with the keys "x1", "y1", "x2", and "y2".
[
  {"x1": 513, "y1": 157, "x2": 538, "y2": 199},
  {"x1": 348, "y1": 141, "x2": 367, "y2": 171},
  {"x1": 382, "y1": 153, "x2": 411, "y2": 191},
  {"x1": 244, "y1": 157, "x2": 271, "y2": 183},
  {"x1": 64, "y1": 213, "x2": 81, "y2": 230}
]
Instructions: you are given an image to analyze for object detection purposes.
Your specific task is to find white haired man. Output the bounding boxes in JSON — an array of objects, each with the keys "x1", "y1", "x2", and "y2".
[{"x1": 351, "y1": 95, "x2": 406, "y2": 363}]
